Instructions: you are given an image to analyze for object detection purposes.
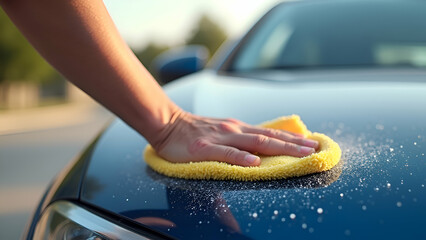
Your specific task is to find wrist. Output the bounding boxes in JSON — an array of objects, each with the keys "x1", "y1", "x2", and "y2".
[{"x1": 137, "y1": 103, "x2": 186, "y2": 146}]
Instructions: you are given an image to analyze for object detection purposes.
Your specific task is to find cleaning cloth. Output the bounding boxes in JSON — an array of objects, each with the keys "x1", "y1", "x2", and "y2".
[{"x1": 144, "y1": 115, "x2": 341, "y2": 181}]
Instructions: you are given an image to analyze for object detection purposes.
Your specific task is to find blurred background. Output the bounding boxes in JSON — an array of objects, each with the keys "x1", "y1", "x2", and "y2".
[{"x1": 0, "y1": 0, "x2": 281, "y2": 239}]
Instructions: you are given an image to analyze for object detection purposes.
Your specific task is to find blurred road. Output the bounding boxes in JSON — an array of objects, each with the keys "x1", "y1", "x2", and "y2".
[{"x1": 0, "y1": 101, "x2": 112, "y2": 239}]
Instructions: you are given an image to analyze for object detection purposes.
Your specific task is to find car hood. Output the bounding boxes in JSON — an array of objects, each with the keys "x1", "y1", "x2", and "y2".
[{"x1": 80, "y1": 69, "x2": 426, "y2": 239}]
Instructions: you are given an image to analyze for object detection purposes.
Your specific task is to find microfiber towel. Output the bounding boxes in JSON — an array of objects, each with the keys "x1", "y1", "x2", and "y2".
[{"x1": 144, "y1": 115, "x2": 341, "y2": 181}]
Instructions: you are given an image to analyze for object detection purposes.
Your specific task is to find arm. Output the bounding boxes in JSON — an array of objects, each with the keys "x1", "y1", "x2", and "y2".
[
  {"x1": 0, "y1": 0, "x2": 318, "y2": 167},
  {"x1": 0, "y1": 0, "x2": 176, "y2": 142}
]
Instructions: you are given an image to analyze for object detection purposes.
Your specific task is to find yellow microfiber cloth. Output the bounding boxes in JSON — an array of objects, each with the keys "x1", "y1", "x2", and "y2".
[{"x1": 144, "y1": 115, "x2": 341, "y2": 181}]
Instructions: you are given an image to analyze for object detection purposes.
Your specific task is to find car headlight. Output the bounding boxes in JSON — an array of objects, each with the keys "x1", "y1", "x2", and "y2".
[{"x1": 33, "y1": 201, "x2": 150, "y2": 240}]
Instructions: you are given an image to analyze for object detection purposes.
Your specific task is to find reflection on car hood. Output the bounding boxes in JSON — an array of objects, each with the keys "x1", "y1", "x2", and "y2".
[{"x1": 80, "y1": 69, "x2": 426, "y2": 239}]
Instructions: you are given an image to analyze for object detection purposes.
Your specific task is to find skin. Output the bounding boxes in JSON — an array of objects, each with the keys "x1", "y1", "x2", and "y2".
[{"x1": 0, "y1": 0, "x2": 318, "y2": 167}]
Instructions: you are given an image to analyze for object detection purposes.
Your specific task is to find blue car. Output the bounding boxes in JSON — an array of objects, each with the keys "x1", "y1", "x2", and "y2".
[{"x1": 24, "y1": 0, "x2": 426, "y2": 239}]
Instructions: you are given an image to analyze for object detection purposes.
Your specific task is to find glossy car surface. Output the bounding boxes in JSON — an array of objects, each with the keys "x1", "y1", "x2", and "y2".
[{"x1": 25, "y1": 1, "x2": 426, "y2": 239}]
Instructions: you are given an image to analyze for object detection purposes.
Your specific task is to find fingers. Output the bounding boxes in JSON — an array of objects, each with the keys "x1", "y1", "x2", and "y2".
[
  {"x1": 224, "y1": 133, "x2": 315, "y2": 158},
  {"x1": 241, "y1": 125, "x2": 319, "y2": 149},
  {"x1": 190, "y1": 140, "x2": 261, "y2": 167},
  {"x1": 157, "y1": 114, "x2": 319, "y2": 167},
  {"x1": 215, "y1": 119, "x2": 318, "y2": 150}
]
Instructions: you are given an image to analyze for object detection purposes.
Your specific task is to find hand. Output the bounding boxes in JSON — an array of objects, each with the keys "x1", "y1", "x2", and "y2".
[{"x1": 151, "y1": 110, "x2": 319, "y2": 167}]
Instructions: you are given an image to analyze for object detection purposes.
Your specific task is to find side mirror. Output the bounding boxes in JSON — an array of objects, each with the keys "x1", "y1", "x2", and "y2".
[{"x1": 152, "y1": 45, "x2": 209, "y2": 84}]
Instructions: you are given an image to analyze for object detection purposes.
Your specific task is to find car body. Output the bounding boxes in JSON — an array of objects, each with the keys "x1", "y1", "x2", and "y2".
[{"x1": 24, "y1": 0, "x2": 426, "y2": 239}]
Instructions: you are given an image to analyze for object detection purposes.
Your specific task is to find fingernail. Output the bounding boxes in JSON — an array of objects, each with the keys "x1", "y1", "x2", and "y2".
[
  {"x1": 303, "y1": 139, "x2": 319, "y2": 148},
  {"x1": 300, "y1": 146, "x2": 315, "y2": 155},
  {"x1": 245, "y1": 154, "x2": 259, "y2": 164}
]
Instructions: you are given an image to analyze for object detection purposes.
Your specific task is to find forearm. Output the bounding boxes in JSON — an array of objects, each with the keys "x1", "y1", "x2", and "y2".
[
  {"x1": 1, "y1": 0, "x2": 319, "y2": 167},
  {"x1": 0, "y1": 0, "x2": 180, "y2": 142}
]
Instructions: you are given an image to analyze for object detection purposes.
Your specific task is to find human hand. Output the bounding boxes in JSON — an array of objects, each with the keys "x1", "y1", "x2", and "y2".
[{"x1": 151, "y1": 110, "x2": 319, "y2": 167}]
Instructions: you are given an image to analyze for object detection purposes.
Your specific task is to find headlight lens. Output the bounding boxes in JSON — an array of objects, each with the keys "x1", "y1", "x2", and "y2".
[
  {"x1": 33, "y1": 201, "x2": 150, "y2": 240},
  {"x1": 52, "y1": 220, "x2": 104, "y2": 240}
]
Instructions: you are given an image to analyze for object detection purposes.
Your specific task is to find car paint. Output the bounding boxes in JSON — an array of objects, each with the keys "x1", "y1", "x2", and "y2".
[
  {"x1": 78, "y1": 68, "x2": 426, "y2": 239},
  {"x1": 24, "y1": 0, "x2": 426, "y2": 238}
]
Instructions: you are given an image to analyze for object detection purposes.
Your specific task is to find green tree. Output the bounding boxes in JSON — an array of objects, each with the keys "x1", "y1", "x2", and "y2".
[
  {"x1": 186, "y1": 14, "x2": 227, "y2": 56},
  {"x1": 132, "y1": 14, "x2": 227, "y2": 84},
  {"x1": 132, "y1": 14, "x2": 227, "y2": 74},
  {"x1": 0, "y1": 8, "x2": 56, "y2": 83}
]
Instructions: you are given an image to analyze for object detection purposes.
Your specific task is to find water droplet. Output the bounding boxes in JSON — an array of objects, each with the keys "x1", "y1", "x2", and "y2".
[
  {"x1": 302, "y1": 223, "x2": 307, "y2": 229},
  {"x1": 396, "y1": 202, "x2": 402, "y2": 207},
  {"x1": 267, "y1": 229, "x2": 272, "y2": 233},
  {"x1": 362, "y1": 205, "x2": 367, "y2": 211},
  {"x1": 414, "y1": 142, "x2": 417, "y2": 145},
  {"x1": 389, "y1": 148, "x2": 394, "y2": 152},
  {"x1": 219, "y1": 228, "x2": 223, "y2": 232},
  {"x1": 375, "y1": 124, "x2": 384, "y2": 130},
  {"x1": 126, "y1": 198, "x2": 129, "y2": 202},
  {"x1": 317, "y1": 208, "x2": 323, "y2": 214},
  {"x1": 290, "y1": 213, "x2": 296, "y2": 220},
  {"x1": 387, "y1": 183, "x2": 391, "y2": 188},
  {"x1": 340, "y1": 193, "x2": 344, "y2": 197},
  {"x1": 338, "y1": 205, "x2": 343, "y2": 210},
  {"x1": 309, "y1": 227, "x2": 314, "y2": 233},
  {"x1": 281, "y1": 217, "x2": 286, "y2": 222},
  {"x1": 345, "y1": 230, "x2": 351, "y2": 236},
  {"x1": 273, "y1": 210, "x2": 279, "y2": 215},
  {"x1": 374, "y1": 187, "x2": 379, "y2": 192},
  {"x1": 199, "y1": 221, "x2": 202, "y2": 224},
  {"x1": 252, "y1": 212, "x2": 258, "y2": 218}
]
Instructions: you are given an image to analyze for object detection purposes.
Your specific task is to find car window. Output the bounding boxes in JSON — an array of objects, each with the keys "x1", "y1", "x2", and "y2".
[{"x1": 230, "y1": 0, "x2": 426, "y2": 71}]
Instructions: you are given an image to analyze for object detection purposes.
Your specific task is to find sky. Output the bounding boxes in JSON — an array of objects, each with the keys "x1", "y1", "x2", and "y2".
[{"x1": 104, "y1": 0, "x2": 282, "y2": 50}]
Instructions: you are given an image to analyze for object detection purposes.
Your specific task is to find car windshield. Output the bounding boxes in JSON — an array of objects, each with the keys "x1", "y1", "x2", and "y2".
[{"x1": 229, "y1": 0, "x2": 426, "y2": 71}]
